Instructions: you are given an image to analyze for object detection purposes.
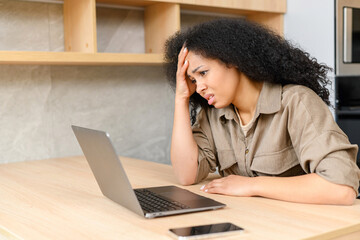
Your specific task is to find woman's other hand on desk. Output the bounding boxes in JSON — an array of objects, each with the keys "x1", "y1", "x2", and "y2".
[
  {"x1": 200, "y1": 175, "x2": 256, "y2": 197},
  {"x1": 200, "y1": 173, "x2": 357, "y2": 205}
]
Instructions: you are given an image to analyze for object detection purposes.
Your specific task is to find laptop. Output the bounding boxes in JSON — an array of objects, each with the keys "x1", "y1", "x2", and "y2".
[{"x1": 71, "y1": 125, "x2": 226, "y2": 218}]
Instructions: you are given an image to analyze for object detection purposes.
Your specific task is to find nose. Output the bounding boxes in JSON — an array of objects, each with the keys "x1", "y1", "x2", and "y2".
[{"x1": 196, "y1": 81, "x2": 207, "y2": 94}]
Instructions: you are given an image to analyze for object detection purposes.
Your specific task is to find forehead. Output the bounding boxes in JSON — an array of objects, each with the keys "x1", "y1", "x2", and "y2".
[
  {"x1": 185, "y1": 51, "x2": 217, "y2": 71},
  {"x1": 185, "y1": 51, "x2": 206, "y2": 63}
]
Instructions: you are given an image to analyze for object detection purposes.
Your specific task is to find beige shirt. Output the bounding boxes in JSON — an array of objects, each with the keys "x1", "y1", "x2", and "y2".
[
  {"x1": 192, "y1": 82, "x2": 360, "y2": 194},
  {"x1": 234, "y1": 106, "x2": 255, "y2": 136}
]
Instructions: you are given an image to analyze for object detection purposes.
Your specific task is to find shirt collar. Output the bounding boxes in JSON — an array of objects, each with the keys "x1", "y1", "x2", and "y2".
[
  {"x1": 218, "y1": 82, "x2": 282, "y2": 121},
  {"x1": 254, "y1": 82, "x2": 282, "y2": 117},
  {"x1": 218, "y1": 106, "x2": 237, "y2": 122}
]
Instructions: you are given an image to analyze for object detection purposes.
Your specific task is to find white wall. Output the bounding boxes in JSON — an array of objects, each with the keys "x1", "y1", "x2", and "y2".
[
  {"x1": 284, "y1": 0, "x2": 335, "y2": 70},
  {"x1": 284, "y1": 0, "x2": 335, "y2": 110}
]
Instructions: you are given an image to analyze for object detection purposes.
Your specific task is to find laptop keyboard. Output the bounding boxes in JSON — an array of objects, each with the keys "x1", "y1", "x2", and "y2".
[{"x1": 134, "y1": 189, "x2": 190, "y2": 213}]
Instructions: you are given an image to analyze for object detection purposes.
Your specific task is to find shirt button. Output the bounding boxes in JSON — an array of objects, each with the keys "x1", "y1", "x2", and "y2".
[{"x1": 245, "y1": 149, "x2": 249, "y2": 154}]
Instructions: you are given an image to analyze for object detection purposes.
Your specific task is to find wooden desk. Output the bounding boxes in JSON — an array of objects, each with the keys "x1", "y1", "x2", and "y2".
[{"x1": 0, "y1": 156, "x2": 359, "y2": 240}]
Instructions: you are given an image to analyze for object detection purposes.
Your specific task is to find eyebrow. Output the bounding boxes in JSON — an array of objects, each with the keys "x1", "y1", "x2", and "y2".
[{"x1": 191, "y1": 65, "x2": 204, "y2": 74}]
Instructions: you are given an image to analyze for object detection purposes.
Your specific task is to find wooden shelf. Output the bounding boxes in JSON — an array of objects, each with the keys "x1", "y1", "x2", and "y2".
[
  {"x1": 0, "y1": 0, "x2": 286, "y2": 66},
  {"x1": 0, "y1": 51, "x2": 163, "y2": 66},
  {"x1": 97, "y1": 0, "x2": 286, "y2": 14}
]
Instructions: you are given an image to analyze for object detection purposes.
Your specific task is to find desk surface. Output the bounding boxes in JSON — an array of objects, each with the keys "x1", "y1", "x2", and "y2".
[{"x1": 0, "y1": 156, "x2": 360, "y2": 240}]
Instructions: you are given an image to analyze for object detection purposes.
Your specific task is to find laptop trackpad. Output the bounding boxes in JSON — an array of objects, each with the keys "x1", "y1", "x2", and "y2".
[
  {"x1": 152, "y1": 186, "x2": 216, "y2": 204},
  {"x1": 144, "y1": 186, "x2": 223, "y2": 208},
  {"x1": 150, "y1": 186, "x2": 198, "y2": 200},
  {"x1": 161, "y1": 190, "x2": 197, "y2": 201}
]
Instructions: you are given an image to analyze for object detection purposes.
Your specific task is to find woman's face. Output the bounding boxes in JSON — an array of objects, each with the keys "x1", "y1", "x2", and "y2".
[{"x1": 185, "y1": 51, "x2": 241, "y2": 108}]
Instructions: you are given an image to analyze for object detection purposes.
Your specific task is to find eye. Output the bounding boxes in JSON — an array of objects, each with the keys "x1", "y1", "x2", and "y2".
[
  {"x1": 187, "y1": 75, "x2": 196, "y2": 84},
  {"x1": 199, "y1": 70, "x2": 208, "y2": 76}
]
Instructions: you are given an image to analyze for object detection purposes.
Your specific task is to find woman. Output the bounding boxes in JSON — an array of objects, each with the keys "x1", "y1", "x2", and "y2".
[{"x1": 164, "y1": 18, "x2": 360, "y2": 205}]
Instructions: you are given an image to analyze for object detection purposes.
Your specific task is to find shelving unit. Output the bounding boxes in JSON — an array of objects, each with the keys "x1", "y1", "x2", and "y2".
[
  {"x1": 0, "y1": 0, "x2": 286, "y2": 65},
  {"x1": 0, "y1": 51, "x2": 163, "y2": 65}
]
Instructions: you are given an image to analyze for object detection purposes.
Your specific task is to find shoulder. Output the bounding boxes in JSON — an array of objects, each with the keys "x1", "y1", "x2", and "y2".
[
  {"x1": 193, "y1": 108, "x2": 212, "y2": 128},
  {"x1": 282, "y1": 84, "x2": 323, "y2": 103},
  {"x1": 281, "y1": 84, "x2": 329, "y2": 113},
  {"x1": 281, "y1": 84, "x2": 339, "y2": 133}
]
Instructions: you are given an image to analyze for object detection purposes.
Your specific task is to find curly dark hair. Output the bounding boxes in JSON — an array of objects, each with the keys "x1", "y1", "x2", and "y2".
[{"x1": 164, "y1": 18, "x2": 332, "y2": 124}]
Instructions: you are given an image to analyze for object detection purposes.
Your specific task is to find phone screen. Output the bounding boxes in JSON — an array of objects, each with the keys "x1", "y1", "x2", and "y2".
[{"x1": 169, "y1": 222, "x2": 244, "y2": 239}]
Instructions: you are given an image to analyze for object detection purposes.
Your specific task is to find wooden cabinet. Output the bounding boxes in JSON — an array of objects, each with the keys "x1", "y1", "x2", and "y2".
[{"x1": 0, "y1": 0, "x2": 286, "y2": 65}]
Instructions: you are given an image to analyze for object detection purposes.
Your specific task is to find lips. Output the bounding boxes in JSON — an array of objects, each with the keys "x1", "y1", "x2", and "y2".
[{"x1": 204, "y1": 94, "x2": 215, "y2": 105}]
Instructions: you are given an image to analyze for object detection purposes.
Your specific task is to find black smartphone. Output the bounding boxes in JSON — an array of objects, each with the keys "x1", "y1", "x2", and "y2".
[{"x1": 168, "y1": 222, "x2": 244, "y2": 239}]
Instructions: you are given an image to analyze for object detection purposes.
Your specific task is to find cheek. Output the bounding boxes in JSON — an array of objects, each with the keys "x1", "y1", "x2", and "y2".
[
  {"x1": 221, "y1": 72, "x2": 238, "y2": 88},
  {"x1": 209, "y1": 69, "x2": 238, "y2": 93},
  {"x1": 219, "y1": 73, "x2": 239, "y2": 100}
]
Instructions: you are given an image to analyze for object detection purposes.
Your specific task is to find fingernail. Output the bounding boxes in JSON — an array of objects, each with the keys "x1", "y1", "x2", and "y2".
[
  {"x1": 200, "y1": 185, "x2": 205, "y2": 190},
  {"x1": 204, "y1": 189, "x2": 208, "y2": 192},
  {"x1": 184, "y1": 60, "x2": 188, "y2": 65},
  {"x1": 183, "y1": 47, "x2": 187, "y2": 52}
]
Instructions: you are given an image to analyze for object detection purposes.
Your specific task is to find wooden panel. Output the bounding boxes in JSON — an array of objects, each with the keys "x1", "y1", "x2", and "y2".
[
  {"x1": 64, "y1": 0, "x2": 97, "y2": 53},
  {"x1": 97, "y1": 0, "x2": 287, "y2": 14},
  {"x1": 0, "y1": 51, "x2": 163, "y2": 65},
  {"x1": 247, "y1": 13, "x2": 284, "y2": 35},
  {"x1": 144, "y1": 3, "x2": 180, "y2": 53},
  {"x1": 1, "y1": 0, "x2": 286, "y2": 65}
]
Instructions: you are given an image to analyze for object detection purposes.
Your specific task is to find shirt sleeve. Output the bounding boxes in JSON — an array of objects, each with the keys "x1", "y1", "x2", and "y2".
[
  {"x1": 191, "y1": 109, "x2": 218, "y2": 183},
  {"x1": 285, "y1": 86, "x2": 360, "y2": 195}
]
